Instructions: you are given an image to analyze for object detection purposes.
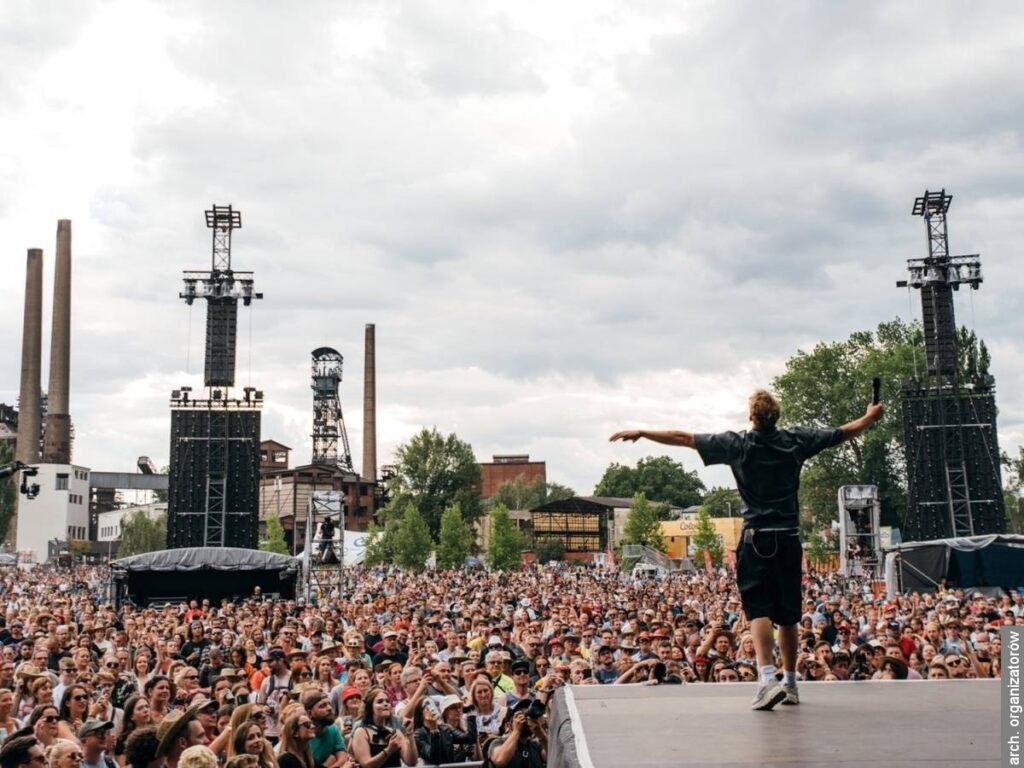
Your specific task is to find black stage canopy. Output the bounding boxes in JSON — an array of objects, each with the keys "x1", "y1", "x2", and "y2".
[
  {"x1": 110, "y1": 547, "x2": 299, "y2": 606},
  {"x1": 884, "y1": 533, "x2": 1024, "y2": 595}
]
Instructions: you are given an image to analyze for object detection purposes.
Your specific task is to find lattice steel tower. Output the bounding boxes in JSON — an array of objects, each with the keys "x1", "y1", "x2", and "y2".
[
  {"x1": 167, "y1": 205, "x2": 265, "y2": 549},
  {"x1": 897, "y1": 190, "x2": 1005, "y2": 540},
  {"x1": 310, "y1": 347, "x2": 353, "y2": 469}
]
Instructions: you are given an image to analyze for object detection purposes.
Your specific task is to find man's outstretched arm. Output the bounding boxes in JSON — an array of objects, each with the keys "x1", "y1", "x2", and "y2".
[
  {"x1": 609, "y1": 430, "x2": 696, "y2": 449},
  {"x1": 838, "y1": 403, "x2": 884, "y2": 443}
]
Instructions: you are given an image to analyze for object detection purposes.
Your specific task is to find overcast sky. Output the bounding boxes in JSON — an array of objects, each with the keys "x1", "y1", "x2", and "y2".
[{"x1": 1, "y1": 1, "x2": 1022, "y2": 496}]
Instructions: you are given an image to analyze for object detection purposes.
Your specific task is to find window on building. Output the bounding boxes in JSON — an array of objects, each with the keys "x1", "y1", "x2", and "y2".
[
  {"x1": 273, "y1": 451, "x2": 287, "y2": 463},
  {"x1": 56, "y1": 474, "x2": 69, "y2": 490}
]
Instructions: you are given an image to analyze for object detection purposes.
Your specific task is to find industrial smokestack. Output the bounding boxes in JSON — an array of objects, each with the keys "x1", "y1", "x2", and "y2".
[
  {"x1": 10, "y1": 249, "x2": 43, "y2": 547},
  {"x1": 362, "y1": 323, "x2": 376, "y2": 483},
  {"x1": 15, "y1": 249, "x2": 43, "y2": 466},
  {"x1": 42, "y1": 219, "x2": 72, "y2": 464}
]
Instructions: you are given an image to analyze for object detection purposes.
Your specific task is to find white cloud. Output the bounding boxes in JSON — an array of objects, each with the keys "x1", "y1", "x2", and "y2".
[{"x1": 0, "y1": 1, "x2": 1021, "y2": 501}]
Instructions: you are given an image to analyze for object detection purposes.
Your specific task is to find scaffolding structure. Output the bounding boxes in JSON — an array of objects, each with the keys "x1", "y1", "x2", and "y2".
[
  {"x1": 303, "y1": 490, "x2": 344, "y2": 602},
  {"x1": 310, "y1": 348, "x2": 353, "y2": 469},
  {"x1": 168, "y1": 206, "x2": 264, "y2": 549},
  {"x1": 837, "y1": 485, "x2": 882, "y2": 578},
  {"x1": 896, "y1": 191, "x2": 1005, "y2": 541}
]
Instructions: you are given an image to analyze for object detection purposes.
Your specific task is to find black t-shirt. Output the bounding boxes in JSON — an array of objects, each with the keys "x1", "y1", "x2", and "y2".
[{"x1": 695, "y1": 426, "x2": 842, "y2": 528}]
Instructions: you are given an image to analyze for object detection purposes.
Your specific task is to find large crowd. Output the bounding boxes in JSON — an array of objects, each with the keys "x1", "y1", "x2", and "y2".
[{"x1": 0, "y1": 561, "x2": 1011, "y2": 768}]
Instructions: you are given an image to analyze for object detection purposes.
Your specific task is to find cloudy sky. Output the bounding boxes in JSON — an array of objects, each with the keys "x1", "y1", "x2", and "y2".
[{"x1": 1, "y1": 1, "x2": 1022, "y2": 496}]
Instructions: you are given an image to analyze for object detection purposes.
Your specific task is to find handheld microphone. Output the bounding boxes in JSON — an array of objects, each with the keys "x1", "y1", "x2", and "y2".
[{"x1": 872, "y1": 377, "x2": 881, "y2": 405}]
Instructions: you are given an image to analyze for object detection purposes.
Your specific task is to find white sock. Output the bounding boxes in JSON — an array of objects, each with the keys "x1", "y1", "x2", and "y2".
[
  {"x1": 783, "y1": 670, "x2": 797, "y2": 686},
  {"x1": 759, "y1": 665, "x2": 776, "y2": 685}
]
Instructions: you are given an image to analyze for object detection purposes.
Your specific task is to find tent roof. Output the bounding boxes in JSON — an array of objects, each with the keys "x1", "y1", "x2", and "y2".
[
  {"x1": 112, "y1": 547, "x2": 298, "y2": 573},
  {"x1": 891, "y1": 534, "x2": 1024, "y2": 553}
]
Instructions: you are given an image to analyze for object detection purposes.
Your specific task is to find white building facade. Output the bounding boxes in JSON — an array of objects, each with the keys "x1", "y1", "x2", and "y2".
[
  {"x1": 16, "y1": 464, "x2": 90, "y2": 562},
  {"x1": 97, "y1": 502, "x2": 166, "y2": 542}
]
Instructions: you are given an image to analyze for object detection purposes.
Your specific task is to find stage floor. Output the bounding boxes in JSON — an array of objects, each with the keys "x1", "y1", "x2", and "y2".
[{"x1": 553, "y1": 680, "x2": 999, "y2": 768}]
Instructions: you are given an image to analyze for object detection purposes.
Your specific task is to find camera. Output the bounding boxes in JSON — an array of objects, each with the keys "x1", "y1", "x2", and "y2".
[{"x1": 526, "y1": 700, "x2": 546, "y2": 720}]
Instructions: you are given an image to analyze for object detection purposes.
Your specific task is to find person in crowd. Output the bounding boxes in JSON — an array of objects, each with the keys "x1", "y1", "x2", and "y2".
[
  {"x1": 287, "y1": 693, "x2": 332, "y2": 768},
  {"x1": 309, "y1": 659, "x2": 334, "y2": 698},
  {"x1": 0, "y1": 736, "x2": 46, "y2": 768},
  {"x1": 255, "y1": 650, "x2": 291, "y2": 745},
  {"x1": 29, "y1": 707, "x2": 60, "y2": 751},
  {"x1": 0, "y1": 690, "x2": 23, "y2": 743},
  {"x1": 274, "y1": 714, "x2": 314, "y2": 768},
  {"x1": 502, "y1": 660, "x2": 535, "y2": 708},
  {"x1": 483, "y1": 700, "x2": 545, "y2": 768},
  {"x1": 76, "y1": 721, "x2": 114, "y2": 768},
  {"x1": 156, "y1": 709, "x2": 209, "y2": 768},
  {"x1": 55, "y1": 687, "x2": 90, "y2": 743},
  {"x1": 348, "y1": 688, "x2": 417, "y2": 768},
  {"x1": 142, "y1": 679, "x2": 173, "y2": 725},
  {"x1": 111, "y1": 697, "x2": 150, "y2": 767},
  {"x1": 177, "y1": 745, "x2": 216, "y2": 768},
  {"x1": 465, "y1": 677, "x2": 503, "y2": 747},
  {"x1": 334, "y1": 689, "x2": 361, "y2": 746},
  {"x1": 45, "y1": 739, "x2": 82, "y2": 768},
  {"x1": 228, "y1": 721, "x2": 275, "y2": 768},
  {"x1": 122, "y1": 729, "x2": 160, "y2": 768}
]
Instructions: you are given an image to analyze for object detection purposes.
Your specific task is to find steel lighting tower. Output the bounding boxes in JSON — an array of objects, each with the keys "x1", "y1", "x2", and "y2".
[
  {"x1": 167, "y1": 206, "x2": 264, "y2": 549},
  {"x1": 897, "y1": 190, "x2": 1005, "y2": 540},
  {"x1": 310, "y1": 348, "x2": 353, "y2": 469}
]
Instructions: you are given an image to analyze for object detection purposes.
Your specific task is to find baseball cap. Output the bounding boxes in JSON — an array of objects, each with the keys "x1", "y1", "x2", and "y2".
[{"x1": 78, "y1": 720, "x2": 114, "y2": 739}]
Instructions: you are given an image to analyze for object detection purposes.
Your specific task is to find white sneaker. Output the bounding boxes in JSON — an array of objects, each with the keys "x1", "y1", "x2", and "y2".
[
  {"x1": 751, "y1": 679, "x2": 787, "y2": 711},
  {"x1": 781, "y1": 683, "x2": 799, "y2": 705}
]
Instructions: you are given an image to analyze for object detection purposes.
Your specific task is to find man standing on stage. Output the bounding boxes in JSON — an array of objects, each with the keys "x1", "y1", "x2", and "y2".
[{"x1": 611, "y1": 389, "x2": 882, "y2": 710}]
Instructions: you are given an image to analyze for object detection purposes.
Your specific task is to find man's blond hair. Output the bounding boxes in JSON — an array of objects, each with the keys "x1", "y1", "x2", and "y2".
[{"x1": 748, "y1": 390, "x2": 780, "y2": 430}]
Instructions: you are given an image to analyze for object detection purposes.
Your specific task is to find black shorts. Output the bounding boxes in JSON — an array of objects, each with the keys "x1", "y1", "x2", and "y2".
[{"x1": 736, "y1": 529, "x2": 803, "y2": 626}]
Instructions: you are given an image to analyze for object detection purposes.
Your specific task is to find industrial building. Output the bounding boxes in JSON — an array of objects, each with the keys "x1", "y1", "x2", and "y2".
[{"x1": 479, "y1": 454, "x2": 546, "y2": 498}]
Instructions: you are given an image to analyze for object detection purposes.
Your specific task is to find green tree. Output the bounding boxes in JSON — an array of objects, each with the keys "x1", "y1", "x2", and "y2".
[
  {"x1": 774, "y1": 318, "x2": 994, "y2": 535},
  {"x1": 0, "y1": 442, "x2": 16, "y2": 544},
  {"x1": 804, "y1": 527, "x2": 837, "y2": 568},
  {"x1": 701, "y1": 487, "x2": 742, "y2": 518},
  {"x1": 545, "y1": 482, "x2": 576, "y2": 503},
  {"x1": 1002, "y1": 448, "x2": 1024, "y2": 535},
  {"x1": 391, "y1": 428, "x2": 482, "y2": 538},
  {"x1": 492, "y1": 475, "x2": 545, "y2": 510},
  {"x1": 394, "y1": 501, "x2": 433, "y2": 570},
  {"x1": 690, "y1": 507, "x2": 723, "y2": 566},
  {"x1": 534, "y1": 536, "x2": 565, "y2": 563},
  {"x1": 363, "y1": 518, "x2": 401, "y2": 567},
  {"x1": 594, "y1": 456, "x2": 705, "y2": 516},
  {"x1": 436, "y1": 502, "x2": 474, "y2": 569},
  {"x1": 119, "y1": 510, "x2": 168, "y2": 558},
  {"x1": 486, "y1": 504, "x2": 524, "y2": 571},
  {"x1": 260, "y1": 514, "x2": 290, "y2": 556},
  {"x1": 772, "y1": 319, "x2": 924, "y2": 534},
  {"x1": 491, "y1": 474, "x2": 578, "y2": 510},
  {"x1": 621, "y1": 492, "x2": 666, "y2": 552}
]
